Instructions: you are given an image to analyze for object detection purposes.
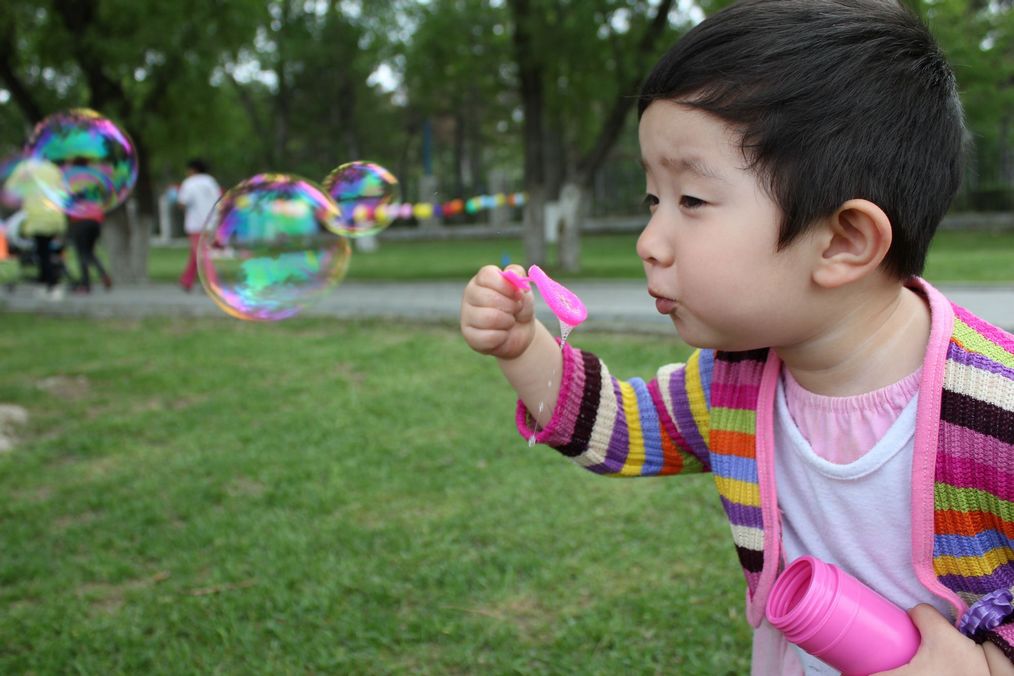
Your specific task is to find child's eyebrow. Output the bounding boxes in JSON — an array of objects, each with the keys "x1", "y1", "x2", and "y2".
[{"x1": 639, "y1": 155, "x2": 727, "y2": 183}]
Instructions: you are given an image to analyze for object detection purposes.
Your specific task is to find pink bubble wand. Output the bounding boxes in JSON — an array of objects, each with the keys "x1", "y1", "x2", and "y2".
[{"x1": 501, "y1": 265, "x2": 588, "y2": 328}]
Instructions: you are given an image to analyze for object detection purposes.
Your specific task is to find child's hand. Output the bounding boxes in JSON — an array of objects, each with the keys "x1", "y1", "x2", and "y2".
[
  {"x1": 461, "y1": 265, "x2": 564, "y2": 428},
  {"x1": 460, "y1": 264, "x2": 536, "y2": 360},
  {"x1": 873, "y1": 604, "x2": 1014, "y2": 675}
]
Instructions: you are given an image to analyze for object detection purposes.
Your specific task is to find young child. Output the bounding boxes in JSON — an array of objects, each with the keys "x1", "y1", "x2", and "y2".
[{"x1": 460, "y1": 1, "x2": 1014, "y2": 674}]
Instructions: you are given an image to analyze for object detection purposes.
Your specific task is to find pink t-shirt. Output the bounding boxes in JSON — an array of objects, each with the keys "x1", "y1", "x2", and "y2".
[{"x1": 782, "y1": 367, "x2": 923, "y2": 464}]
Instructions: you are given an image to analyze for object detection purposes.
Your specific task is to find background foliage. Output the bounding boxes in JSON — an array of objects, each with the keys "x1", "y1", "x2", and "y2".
[
  {"x1": 2, "y1": 0, "x2": 1010, "y2": 210},
  {"x1": 0, "y1": 0, "x2": 1010, "y2": 281}
]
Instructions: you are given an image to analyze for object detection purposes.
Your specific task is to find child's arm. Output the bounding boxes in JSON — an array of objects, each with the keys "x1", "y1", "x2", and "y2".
[
  {"x1": 460, "y1": 264, "x2": 562, "y2": 428},
  {"x1": 874, "y1": 605, "x2": 1014, "y2": 675},
  {"x1": 462, "y1": 265, "x2": 712, "y2": 477}
]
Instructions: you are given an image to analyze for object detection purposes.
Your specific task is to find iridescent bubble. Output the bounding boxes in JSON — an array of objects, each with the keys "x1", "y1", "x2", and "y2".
[
  {"x1": 323, "y1": 161, "x2": 399, "y2": 238},
  {"x1": 3, "y1": 158, "x2": 66, "y2": 213},
  {"x1": 0, "y1": 152, "x2": 25, "y2": 209},
  {"x1": 23, "y1": 108, "x2": 138, "y2": 218},
  {"x1": 59, "y1": 165, "x2": 115, "y2": 220},
  {"x1": 197, "y1": 173, "x2": 351, "y2": 321}
]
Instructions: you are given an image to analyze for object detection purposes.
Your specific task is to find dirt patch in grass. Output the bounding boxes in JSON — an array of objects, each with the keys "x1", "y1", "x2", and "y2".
[
  {"x1": 226, "y1": 476, "x2": 266, "y2": 498},
  {"x1": 76, "y1": 571, "x2": 171, "y2": 615},
  {"x1": 36, "y1": 375, "x2": 91, "y2": 400},
  {"x1": 52, "y1": 511, "x2": 100, "y2": 532},
  {"x1": 451, "y1": 593, "x2": 554, "y2": 643},
  {"x1": 0, "y1": 404, "x2": 28, "y2": 452}
]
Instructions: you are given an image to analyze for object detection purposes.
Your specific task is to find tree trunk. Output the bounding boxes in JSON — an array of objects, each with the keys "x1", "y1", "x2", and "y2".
[
  {"x1": 48, "y1": 0, "x2": 155, "y2": 283},
  {"x1": 510, "y1": 0, "x2": 547, "y2": 266},
  {"x1": 522, "y1": 183, "x2": 547, "y2": 267},
  {"x1": 103, "y1": 198, "x2": 149, "y2": 284},
  {"x1": 466, "y1": 90, "x2": 484, "y2": 193},
  {"x1": 93, "y1": 128, "x2": 154, "y2": 284},
  {"x1": 1001, "y1": 114, "x2": 1011, "y2": 186},
  {"x1": 558, "y1": 182, "x2": 587, "y2": 272},
  {"x1": 544, "y1": 113, "x2": 567, "y2": 200},
  {"x1": 556, "y1": 0, "x2": 675, "y2": 270},
  {"x1": 272, "y1": 1, "x2": 293, "y2": 167},
  {"x1": 453, "y1": 111, "x2": 467, "y2": 197}
]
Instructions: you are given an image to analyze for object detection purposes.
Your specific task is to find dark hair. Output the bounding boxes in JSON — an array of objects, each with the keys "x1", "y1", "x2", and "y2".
[
  {"x1": 187, "y1": 158, "x2": 210, "y2": 174},
  {"x1": 638, "y1": 0, "x2": 965, "y2": 278}
]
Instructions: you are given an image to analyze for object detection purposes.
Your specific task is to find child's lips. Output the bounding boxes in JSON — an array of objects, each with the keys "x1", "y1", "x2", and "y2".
[
  {"x1": 649, "y1": 290, "x2": 677, "y2": 315},
  {"x1": 655, "y1": 297, "x2": 677, "y2": 315}
]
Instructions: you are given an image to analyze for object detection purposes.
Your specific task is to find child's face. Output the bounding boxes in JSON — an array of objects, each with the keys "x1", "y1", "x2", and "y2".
[{"x1": 637, "y1": 101, "x2": 818, "y2": 351}]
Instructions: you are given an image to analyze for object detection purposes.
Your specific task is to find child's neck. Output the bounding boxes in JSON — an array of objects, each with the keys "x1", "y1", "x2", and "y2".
[{"x1": 775, "y1": 279, "x2": 931, "y2": 397}]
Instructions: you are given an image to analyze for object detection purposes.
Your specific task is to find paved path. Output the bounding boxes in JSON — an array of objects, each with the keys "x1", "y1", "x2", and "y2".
[{"x1": 2, "y1": 279, "x2": 1013, "y2": 333}]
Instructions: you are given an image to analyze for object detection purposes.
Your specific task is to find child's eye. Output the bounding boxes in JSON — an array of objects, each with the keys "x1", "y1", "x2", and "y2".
[
  {"x1": 680, "y1": 195, "x2": 706, "y2": 209},
  {"x1": 642, "y1": 194, "x2": 659, "y2": 211}
]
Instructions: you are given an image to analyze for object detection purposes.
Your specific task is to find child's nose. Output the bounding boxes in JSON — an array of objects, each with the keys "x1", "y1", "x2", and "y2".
[{"x1": 636, "y1": 213, "x2": 672, "y2": 267}]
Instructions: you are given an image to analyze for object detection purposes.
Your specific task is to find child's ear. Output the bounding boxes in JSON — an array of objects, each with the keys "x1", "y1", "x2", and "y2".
[{"x1": 811, "y1": 199, "x2": 892, "y2": 289}]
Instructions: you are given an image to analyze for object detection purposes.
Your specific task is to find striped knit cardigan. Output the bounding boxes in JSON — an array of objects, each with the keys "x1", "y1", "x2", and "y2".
[{"x1": 519, "y1": 278, "x2": 1014, "y2": 659}]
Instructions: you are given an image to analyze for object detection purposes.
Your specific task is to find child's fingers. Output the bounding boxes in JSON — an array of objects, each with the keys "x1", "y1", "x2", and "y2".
[
  {"x1": 465, "y1": 305, "x2": 520, "y2": 332},
  {"x1": 477, "y1": 264, "x2": 529, "y2": 298},
  {"x1": 460, "y1": 265, "x2": 537, "y2": 358},
  {"x1": 461, "y1": 282, "x2": 518, "y2": 352},
  {"x1": 497, "y1": 265, "x2": 537, "y2": 321},
  {"x1": 471, "y1": 281, "x2": 522, "y2": 310},
  {"x1": 465, "y1": 270, "x2": 527, "y2": 317},
  {"x1": 460, "y1": 325, "x2": 507, "y2": 354},
  {"x1": 502, "y1": 263, "x2": 528, "y2": 280},
  {"x1": 874, "y1": 604, "x2": 990, "y2": 675},
  {"x1": 462, "y1": 323, "x2": 533, "y2": 359}
]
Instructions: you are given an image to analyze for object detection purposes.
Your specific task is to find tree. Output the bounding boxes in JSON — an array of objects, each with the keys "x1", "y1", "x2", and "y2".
[
  {"x1": 1, "y1": 0, "x2": 1006, "y2": 287},
  {"x1": 0, "y1": 0, "x2": 263, "y2": 282},
  {"x1": 509, "y1": 0, "x2": 684, "y2": 270},
  {"x1": 402, "y1": 0, "x2": 517, "y2": 203},
  {"x1": 915, "y1": 0, "x2": 1014, "y2": 208},
  {"x1": 222, "y1": 1, "x2": 408, "y2": 184}
]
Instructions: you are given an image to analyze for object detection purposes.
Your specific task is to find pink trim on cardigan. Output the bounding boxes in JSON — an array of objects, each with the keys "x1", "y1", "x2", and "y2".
[
  {"x1": 746, "y1": 279, "x2": 968, "y2": 624},
  {"x1": 515, "y1": 340, "x2": 578, "y2": 443},
  {"x1": 909, "y1": 278, "x2": 967, "y2": 620},
  {"x1": 748, "y1": 350, "x2": 785, "y2": 626}
]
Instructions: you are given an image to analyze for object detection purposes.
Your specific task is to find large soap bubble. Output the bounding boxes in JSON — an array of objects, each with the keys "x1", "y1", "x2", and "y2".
[
  {"x1": 197, "y1": 173, "x2": 351, "y2": 321},
  {"x1": 2, "y1": 158, "x2": 66, "y2": 215},
  {"x1": 0, "y1": 152, "x2": 25, "y2": 209},
  {"x1": 23, "y1": 108, "x2": 138, "y2": 218},
  {"x1": 323, "y1": 161, "x2": 399, "y2": 238}
]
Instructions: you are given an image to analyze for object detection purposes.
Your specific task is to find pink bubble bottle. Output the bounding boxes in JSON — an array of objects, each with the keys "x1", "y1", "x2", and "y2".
[{"x1": 765, "y1": 556, "x2": 921, "y2": 675}]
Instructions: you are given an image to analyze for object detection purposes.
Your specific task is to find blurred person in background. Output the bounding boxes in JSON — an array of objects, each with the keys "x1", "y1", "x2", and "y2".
[
  {"x1": 176, "y1": 158, "x2": 221, "y2": 292},
  {"x1": 4, "y1": 159, "x2": 67, "y2": 300},
  {"x1": 66, "y1": 157, "x2": 112, "y2": 294}
]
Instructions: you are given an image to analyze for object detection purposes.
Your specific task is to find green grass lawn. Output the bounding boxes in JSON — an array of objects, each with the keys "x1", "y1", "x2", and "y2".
[
  {"x1": 922, "y1": 229, "x2": 1014, "y2": 282},
  {"x1": 8, "y1": 225, "x2": 1010, "y2": 671},
  {"x1": 142, "y1": 232, "x2": 645, "y2": 284},
  {"x1": 0, "y1": 315, "x2": 752, "y2": 674},
  {"x1": 141, "y1": 228, "x2": 1014, "y2": 285}
]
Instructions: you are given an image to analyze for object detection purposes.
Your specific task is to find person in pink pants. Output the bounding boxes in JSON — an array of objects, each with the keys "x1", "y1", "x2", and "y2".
[{"x1": 176, "y1": 159, "x2": 221, "y2": 292}]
